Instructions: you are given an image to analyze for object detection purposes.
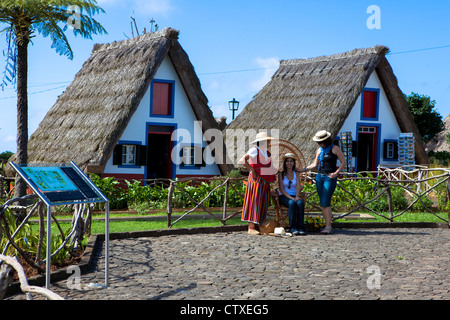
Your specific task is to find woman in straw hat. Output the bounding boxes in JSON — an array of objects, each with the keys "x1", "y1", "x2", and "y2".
[
  {"x1": 278, "y1": 153, "x2": 306, "y2": 235},
  {"x1": 297, "y1": 130, "x2": 346, "y2": 234},
  {"x1": 239, "y1": 132, "x2": 278, "y2": 235}
]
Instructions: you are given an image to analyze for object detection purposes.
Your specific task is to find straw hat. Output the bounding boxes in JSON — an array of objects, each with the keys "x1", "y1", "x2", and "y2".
[
  {"x1": 251, "y1": 132, "x2": 274, "y2": 144},
  {"x1": 282, "y1": 153, "x2": 297, "y2": 161},
  {"x1": 312, "y1": 130, "x2": 331, "y2": 142}
]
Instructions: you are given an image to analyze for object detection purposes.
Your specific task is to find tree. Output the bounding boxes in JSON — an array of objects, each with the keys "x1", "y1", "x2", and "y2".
[
  {"x1": 0, "y1": 151, "x2": 13, "y2": 161},
  {"x1": 405, "y1": 92, "x2": 445, "y2": 143},
  {"x1": 0, "y1": 0, "x2": 106, "y2": 198}
]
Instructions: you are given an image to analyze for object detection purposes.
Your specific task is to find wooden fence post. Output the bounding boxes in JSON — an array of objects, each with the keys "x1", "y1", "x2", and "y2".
[
  {"x1": 447, "y1": 179, "x2": 450, "y2": 228},
  {"x1": 167, "y1": 181, "x2": 175, "y2": 229},
  {"x1": 223, "y1": 178, "x2": 229, "y2": 222},
  {"x1": 386, "y1": 183, "x2": 393, "y2": 222}
]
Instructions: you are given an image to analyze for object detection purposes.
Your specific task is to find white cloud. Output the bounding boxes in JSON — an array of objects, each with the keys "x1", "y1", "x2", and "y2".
[
  {"x1": 97, "y1": 0, "x2": 176, "y2": 17},
  {"x1": 4, "y1": 135, "x2": 15, "y2": 143},
  {"x1": 96, "y1": 0, "x2": 121, "y2": 5},
  {"x1": 134, "y1": 0, "x2": 175, "y2": 16},
  {"x1": 250, "y1": 57, "x2": 279, "y2": 91}
]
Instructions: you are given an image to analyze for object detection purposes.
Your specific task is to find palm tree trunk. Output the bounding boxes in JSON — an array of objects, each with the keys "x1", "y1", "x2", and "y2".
[{"x1": 14, "y1": 32, "x2": 29, "y2": 199}]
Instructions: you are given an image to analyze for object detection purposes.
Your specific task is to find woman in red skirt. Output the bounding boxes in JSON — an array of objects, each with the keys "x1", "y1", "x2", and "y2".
[{"x1": 239, "y1": 132, "x2": 278, "y2": 235}]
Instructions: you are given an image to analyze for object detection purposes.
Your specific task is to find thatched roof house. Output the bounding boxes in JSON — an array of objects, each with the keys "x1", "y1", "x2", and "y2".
[
  {"x1": 227, "y1": 45, "x2": 428, "y2": 171},
  {"x1": 7, "y1": 28, "x2": 233, "y2": 179}
]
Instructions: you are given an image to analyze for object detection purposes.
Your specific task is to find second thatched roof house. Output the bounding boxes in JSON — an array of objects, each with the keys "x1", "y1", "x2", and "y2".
[
  {"x1": 8, "y1": 28, "x2": 233, "y2": 180},
  {"x1": 227, "y1": 45, "x2": 428, "y2": 172}
]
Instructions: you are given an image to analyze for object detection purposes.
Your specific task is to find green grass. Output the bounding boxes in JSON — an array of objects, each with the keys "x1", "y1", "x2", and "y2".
[
  {"x1": 93, "y1": 217, "x2": 246, "y2": 234},
  {"x1": 334, "y1": 211, "x2": 448, "y2": 223},
  {"x1": 32, "y1": 216, "x2": 247, "y2": 235},
  {"x1": 28, "y1": 208, "x2": 448, "y2": 236}
]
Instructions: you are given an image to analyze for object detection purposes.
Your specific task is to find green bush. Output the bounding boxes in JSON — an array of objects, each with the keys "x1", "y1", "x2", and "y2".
[
  {"x1": 0, "y1": 208, "x2": 37, "y2": 257},
  {"x1": 89, "y1": 171, "x2": 246, "y2": 212},
  {"x1": 302, "y1": 174, "x2": 429, "y2": 213},
  {"x1": 89, "y1": 175, "x2": 127, "y2": 210},
  {"x1": 365, "y1": 186, "x2": 409, "y2": 212},
  {"x1": 89, "y1": 171, "x2": 442, "y2": 214}
]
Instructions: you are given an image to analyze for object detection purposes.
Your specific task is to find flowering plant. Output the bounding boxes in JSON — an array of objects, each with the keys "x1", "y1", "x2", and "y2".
[{"x1": 305, "y1": 215, "x2": 325, "y2": 232}]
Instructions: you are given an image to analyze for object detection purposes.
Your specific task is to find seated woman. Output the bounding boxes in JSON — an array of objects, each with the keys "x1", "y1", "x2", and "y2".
[{"x1": 278, "y1": 153, "x2": 306, "y2": 235}]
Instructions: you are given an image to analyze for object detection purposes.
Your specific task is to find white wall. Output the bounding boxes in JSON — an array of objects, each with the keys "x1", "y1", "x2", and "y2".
[
  {"x1": 104, "y1": 55, "x2": 221, "y2": 177},
  {"x1": 338, "y1": 71, "x2": 402, "y2": 169}
]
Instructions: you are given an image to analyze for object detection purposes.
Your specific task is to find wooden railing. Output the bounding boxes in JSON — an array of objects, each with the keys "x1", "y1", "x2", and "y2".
[
  {"x1": 305, "y1": 165, "x2": 450, "y2": 224},
  {"x1": 166, "y1": 177, "x2": 245, "y2": 228},
  {"x1": 166, "y1": 166, "x2": 450, "y2": 228}
]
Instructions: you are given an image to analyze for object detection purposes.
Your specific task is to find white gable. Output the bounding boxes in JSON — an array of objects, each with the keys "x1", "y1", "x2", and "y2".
[
  {"x1": 104, "y1": 55, "x2": 221, "y2": 178},
  {"x1": 338, "y1": 71, "x2": 402, "y2": 169}
]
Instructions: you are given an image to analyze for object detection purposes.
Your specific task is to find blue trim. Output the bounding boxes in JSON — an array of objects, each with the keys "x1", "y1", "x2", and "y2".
[
  {"x1": 117, "y1": 140, "x2": 142, "y2": 168},
  {"x1": 355, "y1": 122, "x2": 381, "y2": 172},
  {"x1": 360, "y1": 88, "x2": 380, "y2": 121},
  {"x1": 150, "y1": 79, "x2": 175, "y2": 118},
  {"x1": 118, "y1": 140, "x2": 142, "y2": 145},
  {"x1": 145, "y1": 122, "x2": 177, "y2": 182},
  {"x1": 118, "y1": 165, "x2": 142, "y2": 169}
]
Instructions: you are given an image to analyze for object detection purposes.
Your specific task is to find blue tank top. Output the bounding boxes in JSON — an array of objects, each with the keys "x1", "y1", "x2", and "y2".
[{"x1": 318, "y1": 147, "x2": 337, "y2": 174}]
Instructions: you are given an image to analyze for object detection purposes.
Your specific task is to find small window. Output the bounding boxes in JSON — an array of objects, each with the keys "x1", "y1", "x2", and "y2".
[
  {"x1": 151, "y1": 81, "x2": 173, "y2": 116},
  {"x1": 359, "y1": 126, "x2": 376, "y2": 133},
  {"x1": 383, "y1": 140, "x2": 398, "y2": 161},
  {"x1": 113, "y1": 143, "x2": 146, "y2": 166},
  {"x1": 361, "y1": 89, "x2": 379, "y2": 120},
  {"x1": 386, "y1": 142, "x2": 395, "y2": 159},
  {"x1": 182, "y1": 146, "x2": 195, "y2": 166},
  {"x1": 180, "y1": 146, "x2": 205, "y2": 167},
  {"x1": 122, "y1": 145, "x2": 136, "y2": 165}
]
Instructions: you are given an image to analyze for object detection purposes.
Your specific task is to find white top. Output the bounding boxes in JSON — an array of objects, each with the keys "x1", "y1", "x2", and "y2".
[
  {"x1": 247, "y1": 146, "x2": 269, "y2": 160},
  {"x1": 279, "y1": 173, "x2": 297, "y2": 196}
]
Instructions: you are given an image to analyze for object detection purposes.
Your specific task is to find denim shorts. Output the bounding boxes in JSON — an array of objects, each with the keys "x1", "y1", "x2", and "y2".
[{"x1": 315, "y1": 173, "x2": 337, "y2": 208}]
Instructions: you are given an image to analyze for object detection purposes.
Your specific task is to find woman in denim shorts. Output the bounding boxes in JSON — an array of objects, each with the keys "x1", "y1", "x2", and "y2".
[{"x1": 296, "y1": 130, "x2": 346, "y2": 234}]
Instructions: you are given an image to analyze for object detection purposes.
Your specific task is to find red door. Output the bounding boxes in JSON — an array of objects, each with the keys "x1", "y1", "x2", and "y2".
[
  {"x1": 147, "y1": 125, "x2": 174, "y2": 179},
  {"x1": 357, "y1": 126, "x2": 377, "y2": 172}
]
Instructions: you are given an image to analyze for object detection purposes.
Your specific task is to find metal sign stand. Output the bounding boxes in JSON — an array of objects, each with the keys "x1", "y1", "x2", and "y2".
[{"x1": 10, "y1": 161, "x2": 110, "y2": 289}]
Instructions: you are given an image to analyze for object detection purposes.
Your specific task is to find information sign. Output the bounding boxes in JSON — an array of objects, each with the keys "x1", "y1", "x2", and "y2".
[
  {"x1": 10, "y1": 161, "x2": 110, "y2": 289},
  {"x1": 12, "y1": 162, "x2": 105, "y2": 205}
]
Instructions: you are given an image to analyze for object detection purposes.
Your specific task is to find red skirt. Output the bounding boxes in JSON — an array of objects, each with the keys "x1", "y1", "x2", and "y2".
[{"x1": 241, "y1": 172, "x2": 270, "y2": 224}]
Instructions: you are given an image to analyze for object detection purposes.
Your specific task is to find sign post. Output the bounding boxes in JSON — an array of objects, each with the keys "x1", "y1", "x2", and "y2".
[{"x1": 10, "y1": 161, "x2": 110, "y2": 289}]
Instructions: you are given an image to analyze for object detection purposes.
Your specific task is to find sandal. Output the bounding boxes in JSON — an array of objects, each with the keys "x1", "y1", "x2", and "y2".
[{"x1": 320, "y1": 227, "x2": 333, "y2": 234}]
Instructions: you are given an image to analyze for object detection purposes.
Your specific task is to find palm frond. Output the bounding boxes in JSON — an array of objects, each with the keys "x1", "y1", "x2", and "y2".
[{"x1": 0, "y1": 0, "x2": 107, "y2": 83}]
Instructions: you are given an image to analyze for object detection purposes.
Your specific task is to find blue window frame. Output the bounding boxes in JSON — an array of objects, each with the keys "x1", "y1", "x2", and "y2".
[
  {"x1": 360, "y1": 88, "x2": 380, "y2": 121},
  {"x1": 150, "y1": 79, "x2": 175, "y2": 118},
  {"x1": 383, "y1": 139, "x2": 399, "y2": 161},
  {"x1": 114, "y1": 140, "x2": 143, "y2": 168},
  {"x1": 179, "y1": 144, "x2": 206, "y2": 169}
]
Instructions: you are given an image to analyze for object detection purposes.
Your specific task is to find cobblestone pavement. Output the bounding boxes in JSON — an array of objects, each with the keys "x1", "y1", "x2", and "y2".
[{"x1": 7, "y1": 228, "x2": 450, "y2": 300}]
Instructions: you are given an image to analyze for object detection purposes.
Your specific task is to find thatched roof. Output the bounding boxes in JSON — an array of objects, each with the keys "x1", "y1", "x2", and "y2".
[
  {"x1": 8, "y1": 27, "x2": 232, "y2": 175},
  {"x1": 226, "y1": 45, "x2": 428, "y2": 164},
  {"x1": 425, "y1": 113, "x2": 450, "y2": 153}
]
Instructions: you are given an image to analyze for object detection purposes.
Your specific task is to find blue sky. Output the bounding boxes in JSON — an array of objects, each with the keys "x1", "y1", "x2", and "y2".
[{"x1": 1, "y1": 0, "x2": 450, "y2": 153}]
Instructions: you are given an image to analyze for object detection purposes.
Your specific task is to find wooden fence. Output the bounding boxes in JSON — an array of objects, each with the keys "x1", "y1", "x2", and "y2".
[
  {"x1": 2, "y1": 165, "x2": 449, "y2": 228},
  {"x1": 166, "y1": 166, "x2": 450, "y2": 228},
  {"x1": 166, "y1": 177, "x2": 245, "y2": 228},
  {"x1": 329, "y1": 166, "x2": 450, "y2": 223}
]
